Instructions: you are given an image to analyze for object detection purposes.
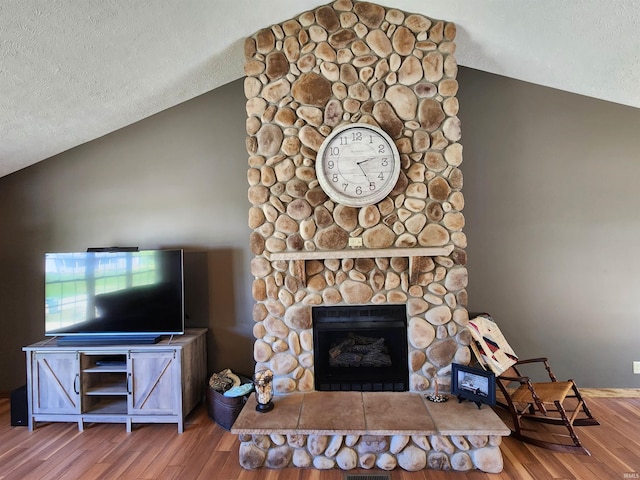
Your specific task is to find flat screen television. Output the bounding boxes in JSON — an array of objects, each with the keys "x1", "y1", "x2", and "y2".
[{"x1": 45, "y1": 249, "x2": 184, "y2": 344}]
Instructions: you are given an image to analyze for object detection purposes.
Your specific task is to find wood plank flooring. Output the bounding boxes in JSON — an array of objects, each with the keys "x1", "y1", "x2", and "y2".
[{"x1": 1, "y1": 396, "x2": 638, "y2": 479}]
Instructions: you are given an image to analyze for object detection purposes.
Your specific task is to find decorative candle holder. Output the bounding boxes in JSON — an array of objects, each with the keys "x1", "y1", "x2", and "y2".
[
  {"x1": 426, "y1": 376, "x2": 449, "y2": 403},
  {"x1": 426, "y1": 393, "x2": 449, "y2": 403},
  {"x1": 253, "y1": 368, "x2": 274, "y2": 413}
]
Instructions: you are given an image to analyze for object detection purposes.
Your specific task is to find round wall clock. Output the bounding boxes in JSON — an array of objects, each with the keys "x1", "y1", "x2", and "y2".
[{"x1": 316, "y1": 123, "x2": 401, "y2": 207}]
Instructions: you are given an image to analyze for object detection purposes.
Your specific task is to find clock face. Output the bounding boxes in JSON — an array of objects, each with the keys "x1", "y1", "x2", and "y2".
[{"x1": 316, "y1": 123, "x2": 401, "y2": 207}]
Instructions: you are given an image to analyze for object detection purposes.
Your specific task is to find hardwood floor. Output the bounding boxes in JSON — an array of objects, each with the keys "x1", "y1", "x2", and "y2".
[{"x1": 1, "y1": 396, "x2": 639, "y2": 479}]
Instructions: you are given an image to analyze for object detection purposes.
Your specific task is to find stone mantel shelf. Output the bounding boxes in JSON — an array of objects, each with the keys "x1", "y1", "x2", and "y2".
[
  {"x1": 270, "y1": 245, "x2": 454, "y2": 261},
  {"x1": 270, "y1": 245, "x2": 454, "y2": 285}
]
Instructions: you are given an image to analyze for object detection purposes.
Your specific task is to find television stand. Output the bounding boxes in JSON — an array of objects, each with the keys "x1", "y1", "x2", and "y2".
[
  {"x1": 56, "y1": 334, "x2": 161, "y2": 346},
  {"x1": 23, "y1": 328, "x2": 207, "y2": 433}
]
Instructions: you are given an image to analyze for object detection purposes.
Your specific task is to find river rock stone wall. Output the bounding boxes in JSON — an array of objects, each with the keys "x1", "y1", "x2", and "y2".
[
  {"x1": 238, "y1": 433, "x2": 504, "y2": 473},
  {"x1": 246, "y1": 0, "x2": 470, "y2": 395}
]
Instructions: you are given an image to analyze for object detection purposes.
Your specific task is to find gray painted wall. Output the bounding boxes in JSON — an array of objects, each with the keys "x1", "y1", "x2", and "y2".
[
  {"x1": 458, "y1": 68, "x2": 640, "y2": 388},
  {"x1": 1, "y1": 69, "x2": 639, "y2": 393},
  {"x1": 0, "y1": 80, "x2": 256, "y2": 391}
]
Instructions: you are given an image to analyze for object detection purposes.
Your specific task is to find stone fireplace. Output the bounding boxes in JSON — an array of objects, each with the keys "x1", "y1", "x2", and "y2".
[
  {"x1": 247, "y1": 0, "x2": 470, "y2": 397},
  {"x1": 236, "y1": 0, "x2": 509, "y2": 473}
]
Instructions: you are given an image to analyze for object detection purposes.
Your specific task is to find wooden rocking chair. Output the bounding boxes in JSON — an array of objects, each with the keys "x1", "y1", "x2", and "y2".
[{"x1": 467, "y1": 313, "x2": 599, "y2": 455}]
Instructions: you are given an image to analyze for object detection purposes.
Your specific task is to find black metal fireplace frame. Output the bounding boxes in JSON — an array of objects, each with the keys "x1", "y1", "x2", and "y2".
[{"x1": 312, "y1": 305, "x2": 409, "y2": 392}]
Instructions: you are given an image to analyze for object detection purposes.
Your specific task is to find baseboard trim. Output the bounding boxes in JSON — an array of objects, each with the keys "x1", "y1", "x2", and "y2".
[{"x1": 581, "y1": 388, "x2": 640, "y2": 398}]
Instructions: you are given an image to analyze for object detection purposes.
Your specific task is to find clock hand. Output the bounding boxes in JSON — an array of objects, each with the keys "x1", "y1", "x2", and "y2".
[
  {"x1": 356, "y1": 157, "x2": 375, "y2": 165},
  {"x1": 357, "y1": 162, "x2": 369, "y2": 180},
  {"x1": 356, "y1": 157, "x2": 375, "y2": 180}
]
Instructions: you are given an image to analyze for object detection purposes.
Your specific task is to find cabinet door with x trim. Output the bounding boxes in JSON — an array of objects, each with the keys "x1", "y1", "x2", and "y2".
[
  {"x1": 127, "y1": 350, "x2": 180, "y2": 415},
  {"x1": 32, "y1": 351, "x2": 81, "y2": 415}
]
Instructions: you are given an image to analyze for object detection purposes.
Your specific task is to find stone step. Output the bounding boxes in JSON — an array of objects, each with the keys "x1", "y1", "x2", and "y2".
[{"x1": 231, "y1": 391, "x2": 510, "y2": 473}]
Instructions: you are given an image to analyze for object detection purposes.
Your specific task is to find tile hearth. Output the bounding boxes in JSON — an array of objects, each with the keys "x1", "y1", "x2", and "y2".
[{"x1": 232, "y1": 392, "x2": 510, "y2": 472}]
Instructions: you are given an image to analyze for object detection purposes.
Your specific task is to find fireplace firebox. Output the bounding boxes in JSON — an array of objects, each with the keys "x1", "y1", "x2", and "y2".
[{"x1": 312, "y1": 305, "x2": 409, "y2": 392}]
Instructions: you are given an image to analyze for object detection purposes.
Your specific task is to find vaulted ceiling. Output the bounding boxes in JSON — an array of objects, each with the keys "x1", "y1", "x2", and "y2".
[{"x1": 1, "y1": 0, "x2": 638, "y2": 178}]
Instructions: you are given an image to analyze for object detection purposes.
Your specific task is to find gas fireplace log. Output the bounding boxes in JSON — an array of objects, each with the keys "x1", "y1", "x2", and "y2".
[
  {"x1": 330, "y1": 352, "x2": 364, "y2": 367},
  {"x1": 351, "y1": 337, "x2": 386, "y2": 353},
  {"x1": 361, "y1": 351, "x2": 392, "y2": 367},
  {"x1": 348, "y1": 333, "x2": 381, "y2": 345},
  {"x1": 329, "y1": 338, "x2": 355, "y2": 359},
  {"x1": 328, "y1": 336, "x2": 392, "y2": 367},
  {"x1": 330, "y1": 350, "x2": 392, "y2": 368}
]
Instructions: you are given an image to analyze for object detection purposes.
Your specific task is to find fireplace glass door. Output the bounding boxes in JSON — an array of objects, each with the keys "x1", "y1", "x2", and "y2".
[{"x1": 313, "y1": 305, "x2": 408, "y2": 392}]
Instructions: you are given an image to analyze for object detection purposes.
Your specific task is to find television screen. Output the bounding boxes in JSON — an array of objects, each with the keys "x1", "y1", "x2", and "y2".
[{"x1": 45, "y1": 249, "x2": 184, "y2": 337}]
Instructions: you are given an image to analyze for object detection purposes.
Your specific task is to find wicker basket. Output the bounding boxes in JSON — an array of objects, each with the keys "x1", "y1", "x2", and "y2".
[{"x1": 206, "y1": 376, "x2": 252, "y2": 430}]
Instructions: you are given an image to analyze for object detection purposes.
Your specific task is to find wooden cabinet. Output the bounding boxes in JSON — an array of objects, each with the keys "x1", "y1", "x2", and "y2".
[
  {"x1": 24, "y1": 329, "x2": 206, "y2": 433},
  {"x1": 80, "y1": 353, "x2": 128, "y2": 417},
  {"x1": 32, "y1": 351, "x2": 80, "y2": 415},
  {"x1": 128, "y1": 350, "x2": 178, "y2": 415}
]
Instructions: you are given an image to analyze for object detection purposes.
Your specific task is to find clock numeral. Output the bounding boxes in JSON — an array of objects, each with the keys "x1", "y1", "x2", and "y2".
[
  {"x1": 378, "y1": 172, "x2": 385, "y2": 181},
  {"x1": 327, "y1": 160, "x2": 335, "y2": 169},
  {"x1": 342, "y1": 183, "x2": 349, "y2": 192},
  {"x1": 352, "y1": 132, "x2": 362, "y2": 142},
  {"x1": 355, "y1": 186, "x2": 362, "y2": 195},
  {"x1": 339, "y1": 136, "x2": 347, "y2": 146},
  {"x1": 332, "y1": 174, "x2": 339, "y2": 182},
  {"x1": 329, "y1": 146, "x2": 340, "y2": 156},
  {"x1": 378, "y1": 144, "x2": 386, "y2": 154},
  {"x1": 369, "y1": 135, "x2": 374, "y2": 144},
  {"x1": 381, "y1": 157, "x2": 388, "y2": 167},
  {"x1": 369, "y1": 182, "x2": 376, "y2": 191}
]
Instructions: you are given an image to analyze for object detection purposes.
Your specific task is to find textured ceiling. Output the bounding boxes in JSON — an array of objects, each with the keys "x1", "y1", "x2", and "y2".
[{"x1": 1, "y1": 0, "x2": 638, "y2": 178}]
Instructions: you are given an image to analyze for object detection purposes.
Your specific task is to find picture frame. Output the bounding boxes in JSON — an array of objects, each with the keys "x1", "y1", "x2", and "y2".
[{"x1": 450, "y1": 363, "x2": 496, "y2": 409}]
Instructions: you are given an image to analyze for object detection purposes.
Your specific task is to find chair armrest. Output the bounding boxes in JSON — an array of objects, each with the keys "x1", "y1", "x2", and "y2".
[
  {"x1": 499, "y1": 374, "x2": 530, "y2": 383},
  {"x1": 515, "y1": 358, "x2": 558, "y2": 382},
  {"x1": 515, "y1": 357, "x2": 549, "y2": 365}
]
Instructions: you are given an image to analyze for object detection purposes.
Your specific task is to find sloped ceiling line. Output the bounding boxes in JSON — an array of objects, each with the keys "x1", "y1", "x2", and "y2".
[{"x1": 1, "y1": 0, "x2": 638, "y2": 178}]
